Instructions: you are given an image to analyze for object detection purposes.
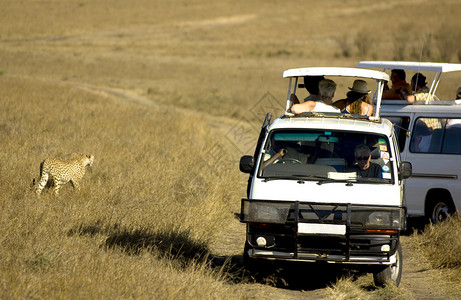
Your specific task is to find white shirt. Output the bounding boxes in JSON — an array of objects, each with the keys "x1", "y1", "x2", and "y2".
[{"x1": 312, "y1": 101, "x2": 340, "y2": 112}]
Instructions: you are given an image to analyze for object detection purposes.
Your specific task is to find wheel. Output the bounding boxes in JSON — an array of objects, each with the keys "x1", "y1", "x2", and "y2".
[
  {"x1": 430, "y1": 201, "x2": 453, "y2": 224},
  {"x1": 276, "y1": 158, "x2": 302, "y2": 164},
  {"x1": 243, "y1": 241, "x2": 253, "y2": 268},
  {"x1": 373, "y1": 243, "x2": 402, "y2": 287}
]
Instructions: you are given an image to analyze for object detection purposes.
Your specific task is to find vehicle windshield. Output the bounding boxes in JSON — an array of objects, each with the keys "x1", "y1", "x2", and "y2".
[{"x1": 259, "y1": 129, "x2": 394, "y2": 183}]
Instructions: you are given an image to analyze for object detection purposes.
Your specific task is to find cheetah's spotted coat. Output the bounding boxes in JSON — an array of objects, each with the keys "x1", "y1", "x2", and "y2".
[{"x1": 35, "y1": 154, "x2": 94, "y2": 195}]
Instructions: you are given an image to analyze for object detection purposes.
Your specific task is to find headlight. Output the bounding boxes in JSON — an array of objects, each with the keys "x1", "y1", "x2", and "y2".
[
  {"x1": 367, "y1": 212, "x2": 391, "y2": 226},
  {"x1": 240, "y1": 200, "x2": 290, "y2": 224},
  {"x1": 351, "y1": 207, "x2": 404, "y2": 229}
]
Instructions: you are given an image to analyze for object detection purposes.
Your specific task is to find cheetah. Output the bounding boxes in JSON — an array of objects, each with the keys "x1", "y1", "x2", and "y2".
[{"x1": 35, "y1": 154, "x2": 94, "y2": 196}]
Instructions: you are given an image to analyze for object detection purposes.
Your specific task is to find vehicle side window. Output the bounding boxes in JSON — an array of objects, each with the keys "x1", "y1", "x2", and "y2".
[
  {"x1": 410, "y1": 118, "x2": 461, "y2": 154},
  {"x1": 443, "y1": 119, "x2": 461, "y2": 154},
  {"x1": 386, "y1": 117, "x2": 410, "y2": 153}
]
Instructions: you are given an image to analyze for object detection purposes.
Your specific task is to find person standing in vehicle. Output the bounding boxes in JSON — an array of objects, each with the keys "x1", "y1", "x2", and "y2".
[
  {"x1": 348, "y1": 144, "x2": 382, "y2": 178},
  {"x1": 334, "y1": 80, "x2": 374, "y2": 116},
  {"x1": 290, "y1": 76, "x2": 324, "y2": 103},
  {"x1": 302, "y1": 76, "x2": 324, "y2": 102},
  {"x1": 290, "y1": 79, "x2": 340, "y2": 114},
  {"x1": 382, "y1": 69, "x2": 412, "y2": 100},
  {"x1": 404, "y1": 72, "x2": 442, "y2": 130},
  {"x1": 406, "y1": 73, "x2": 435, "y2": 103}
]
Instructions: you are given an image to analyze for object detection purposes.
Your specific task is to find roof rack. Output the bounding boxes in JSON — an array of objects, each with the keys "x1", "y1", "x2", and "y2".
[
  {"x1": 357, "y1": 61, "x2": 461, "y2": 104},
  {"x1": 283, "y1": 67, "x2": 389, "y2": 80},
  {"x1": 283, "y1": 67, "x2": 389, "y2": 120},
  {"x1": 357, "y1": 61, "x2": 461, "y2": 73},
  {"x1": 381, "y1": 99, "x2": 461, "y2": 106}
]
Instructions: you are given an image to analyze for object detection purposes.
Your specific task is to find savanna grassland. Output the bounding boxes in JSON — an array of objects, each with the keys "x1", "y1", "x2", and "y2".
[{"x1": 1, "y1": 0, "x2": 461, "y2": 299}]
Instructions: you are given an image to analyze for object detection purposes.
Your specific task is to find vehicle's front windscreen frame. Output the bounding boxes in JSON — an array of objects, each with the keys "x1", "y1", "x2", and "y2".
[{"x1": 258, "y1": 128, "x2": 394, "y2": 184}]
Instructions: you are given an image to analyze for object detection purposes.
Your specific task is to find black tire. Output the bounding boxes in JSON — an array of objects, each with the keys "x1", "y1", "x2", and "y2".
[
  {"x1": 430, "y1": 201, "x2": 453, "y2": 224},
  {"x1": 243, "y1": 241, "x2": 252, "y2": 269},
  {"x1": 373, "y1": 243, "x2": 402, "y2": 287}
]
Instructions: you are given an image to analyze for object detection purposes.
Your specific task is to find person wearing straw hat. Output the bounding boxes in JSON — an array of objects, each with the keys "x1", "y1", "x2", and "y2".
[
  {"x1": 333, "y1": 80, "x2": 374, "y2": 116},
  {"x1": 406, "y1": 73, "x2": 435, "y2": 103}
]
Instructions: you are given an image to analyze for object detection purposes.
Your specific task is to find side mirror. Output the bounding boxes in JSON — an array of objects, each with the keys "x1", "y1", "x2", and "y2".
[
  {"x1": 239, "y1": 155, "x2": 255, "y2": 174},
  {"x1": 399, "y1": 161, "x2": 412, "y2": 180}
]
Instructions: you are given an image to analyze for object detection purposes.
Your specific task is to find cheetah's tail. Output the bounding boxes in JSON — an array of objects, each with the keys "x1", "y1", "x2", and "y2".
[
  {"x1": 39, "y1": 161, "x2": 44, "y2": 178},
  {"x1": 31, "y1": 161, "x2": 44, "y2": 190}
]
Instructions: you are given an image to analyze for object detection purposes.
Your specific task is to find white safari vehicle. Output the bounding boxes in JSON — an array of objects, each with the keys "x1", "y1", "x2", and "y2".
[
  {"x1": 358, "y1": 61, "x2": 461, "y2": 224},
  {"x1": 239, "y1": 67, "x2": 412, "y2": 286}
]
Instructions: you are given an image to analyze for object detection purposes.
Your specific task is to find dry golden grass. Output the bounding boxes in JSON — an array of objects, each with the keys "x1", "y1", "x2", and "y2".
[
  {"x1": 2, "y1": 0, "x2": 461, "y2": 121},
  {"x1": 0, "y1": 77, "x2": 244, "y2": 299},
  {"x1": 411, "y1": 217, "x2": 461, "y2": 269},
  {"x1": 1, "y1": 0, "x2": 461, "y2": 299},
  {"x1": 407, "y1": 217, "x2": 461, "y2": 297}
]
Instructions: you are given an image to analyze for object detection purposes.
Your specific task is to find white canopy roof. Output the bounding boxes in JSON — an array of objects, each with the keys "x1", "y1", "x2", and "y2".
[
  {"x1": 357, "y1": 61, "x2": 461, "y2": 73},
  {"x1": 282, "y1": 67, "x2": 389, "y2": 81}
]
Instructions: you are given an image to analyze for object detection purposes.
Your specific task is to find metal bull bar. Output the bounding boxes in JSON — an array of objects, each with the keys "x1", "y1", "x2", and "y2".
[{"x1": 241, "y1": 199, "x2": 405, "y2": 263}]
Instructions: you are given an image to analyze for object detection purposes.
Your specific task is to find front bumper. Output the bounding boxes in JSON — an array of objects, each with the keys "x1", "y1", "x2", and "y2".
[{"x1": 241, "y1": 199, "x2": 405, "y2": 265}]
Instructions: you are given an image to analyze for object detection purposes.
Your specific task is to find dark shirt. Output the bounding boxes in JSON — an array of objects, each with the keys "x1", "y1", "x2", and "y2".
[{"x1": 348, "y1": 162, "x2": 382, "y2": 178}]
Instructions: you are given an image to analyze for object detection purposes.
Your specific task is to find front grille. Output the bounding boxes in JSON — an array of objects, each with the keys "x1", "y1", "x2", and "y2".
[
  {"x1": 288, "y1": 203, "x2": 349, "y2": 224},
  {"x1": 246, "y1": 201, "x2": 402, "y2": 262}
]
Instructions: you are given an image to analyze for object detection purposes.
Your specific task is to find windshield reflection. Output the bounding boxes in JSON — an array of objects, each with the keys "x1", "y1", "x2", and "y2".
[{"x1": 260, "y1": 129, "x2": 393, "y2": 183}]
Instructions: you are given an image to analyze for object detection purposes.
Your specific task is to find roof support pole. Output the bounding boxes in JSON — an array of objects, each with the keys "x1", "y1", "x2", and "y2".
[
  {"x1": 426, "y1": 72, "x2": 442, "y2": 104},
  {"x1": 285, "y1": 78, "x2": 292, "y2": 112},
  {"x1": 372, "y1": 80, "x2": 384, "y2": 120},
  {"x1": 285, "y1": 77, "x2": 298, "y2": 113}
]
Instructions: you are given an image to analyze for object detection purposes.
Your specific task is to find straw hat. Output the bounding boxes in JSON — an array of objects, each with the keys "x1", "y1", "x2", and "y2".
[{"x1": 348, "y1": 80, "x2": 371, "y2": 94}]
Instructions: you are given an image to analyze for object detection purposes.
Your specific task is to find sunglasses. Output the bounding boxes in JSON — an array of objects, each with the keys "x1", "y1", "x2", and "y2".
[{"x1": 356, "y1": 156, "x2": 369, "y2": 161}]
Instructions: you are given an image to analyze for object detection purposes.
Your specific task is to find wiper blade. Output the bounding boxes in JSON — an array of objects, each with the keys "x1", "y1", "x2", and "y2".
[
  {"x1": 263, "y1": 174, "x2": 358, "y2": 185},
  {"x1": 263, "y1": 175, "x2": 303, "y2": 182},
  {"x1": 263, "y1": 174, "x2": 329, "y2": 182},
  {"x1": 316, "y1": 178, "x2": 354, "y2": 186},
  {"x1": 355, "y1": 177, "x2": 392, "y2": 183}
]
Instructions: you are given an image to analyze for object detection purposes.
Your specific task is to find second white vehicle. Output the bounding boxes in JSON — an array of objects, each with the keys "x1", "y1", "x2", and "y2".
[{"x1": 358, "y1": 61, "x2": 461, "y2": 224}]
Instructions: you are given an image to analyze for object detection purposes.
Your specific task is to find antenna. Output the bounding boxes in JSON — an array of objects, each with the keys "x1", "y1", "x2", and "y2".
[
  {"x1": 413, "y1": 27, "x2": 431, "y2": 104},
  {"x1": 413, "y1": 30, "x2": 427, "y2": 94}
]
